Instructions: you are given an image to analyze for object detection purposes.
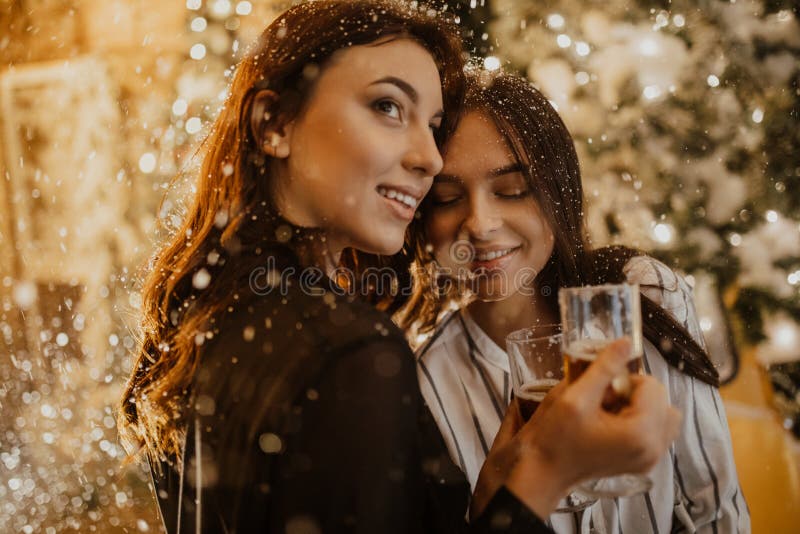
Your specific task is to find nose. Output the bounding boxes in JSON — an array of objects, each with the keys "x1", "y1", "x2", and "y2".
[
  {"x1": 402, "y1": 124, "x2": 443, "y2": 178},
  {"x1": 462, "y1": 195, "x2": 501, "y2": 240}
]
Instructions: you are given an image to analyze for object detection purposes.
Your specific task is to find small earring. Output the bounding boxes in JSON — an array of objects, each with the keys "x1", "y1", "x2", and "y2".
[
  {"x1": 274, "y1": 143, "x2": 289, "y2": 158},
  {"x1": 263, "y1": 132, "x2": 289, "y2": 158}
]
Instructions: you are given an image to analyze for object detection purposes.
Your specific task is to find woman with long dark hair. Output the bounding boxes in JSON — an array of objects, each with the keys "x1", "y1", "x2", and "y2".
[
  {"x1": 398, "y1": 68, "x2": 749, "y2": 533},
  {"x1": 119, "y1": 2, "x2": 681, "y2": 532}
]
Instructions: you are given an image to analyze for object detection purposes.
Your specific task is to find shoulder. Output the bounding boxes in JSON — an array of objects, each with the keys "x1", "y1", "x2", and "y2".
[
  {"x1": 196, "y1": 284, "x2": 410, "y2": 403},
  {"x1": 622, "y1": 255, "x2": 679, "y2": 291},
  {"x1": 622, "y1": 255, "x2": 694, "y2": 310},
  {"x1": 414, "y1": 309, "x2": 462, "y2": 362},
  {"x1": 623, "y1": 255, "x2": 706, "y2": 349},
  {"x1": 217, "y1": 283, "x2": 404, "y2": 355}
]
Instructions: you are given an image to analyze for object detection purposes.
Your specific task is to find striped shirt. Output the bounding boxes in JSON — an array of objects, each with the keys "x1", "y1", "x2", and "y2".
[{"x1": 414, "y1": 256, "x2": 750, "y2": 534}]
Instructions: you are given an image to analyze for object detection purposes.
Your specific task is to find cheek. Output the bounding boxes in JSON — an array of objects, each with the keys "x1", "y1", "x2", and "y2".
[
  {"x1": 337, "y1": 114, "x2": 400, "y2": 177},
  {"x1": 528, "y1": 219, "x2": 555, "y2": 258},
  {"x1": 425, "y1": 216, "x2": 457, "y2": 256}
]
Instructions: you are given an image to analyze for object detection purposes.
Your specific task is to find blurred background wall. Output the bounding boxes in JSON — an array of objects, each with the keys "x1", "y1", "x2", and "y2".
[{"x1": 0, "y1": 0, "x2": 798, "y2": 532}]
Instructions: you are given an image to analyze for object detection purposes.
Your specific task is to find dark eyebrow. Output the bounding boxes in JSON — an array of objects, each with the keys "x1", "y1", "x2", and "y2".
[
  {"x1": 489, "y1": 163, "x2": 525, "y2": 177},
  {"x1": 371, "y1": 77, "x2": 445, "y2": 121},
  {"x1": 433, "y1": 174, "x2": 462, "y2": 184},
  {"x1": 371, "y1": 76, "x2": 418, "y2": 103},
  {"x1": 434, "y1": 163, "x2": 523, "y2": 185}
]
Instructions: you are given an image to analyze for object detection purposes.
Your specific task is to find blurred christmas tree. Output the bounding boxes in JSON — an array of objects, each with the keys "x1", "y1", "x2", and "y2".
[{"x1": 486, "y1": 0, "x2": 799, "y2": 428}]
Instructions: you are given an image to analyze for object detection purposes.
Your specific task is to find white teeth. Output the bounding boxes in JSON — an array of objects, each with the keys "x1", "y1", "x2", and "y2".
[
  {"x1": 475, "y1": 248, "x2": 516, "y2": 261},
  {"x1": 378, "y1": 187, "x2": 418, "y2": 209}
]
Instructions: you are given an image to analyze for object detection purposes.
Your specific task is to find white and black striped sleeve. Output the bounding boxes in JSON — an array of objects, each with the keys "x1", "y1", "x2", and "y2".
[{"x1": 626, "y1": 256, "x2": 750, "y2": 533}]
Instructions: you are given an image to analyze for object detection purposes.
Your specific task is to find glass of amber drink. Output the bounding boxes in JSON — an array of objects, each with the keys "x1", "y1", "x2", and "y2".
[
  {"x1": 558, "y1": 283, "x2": 652, "y2": 498},
  {"x1": 506, "y1": 325, "x2": 595, "y2": 513}
]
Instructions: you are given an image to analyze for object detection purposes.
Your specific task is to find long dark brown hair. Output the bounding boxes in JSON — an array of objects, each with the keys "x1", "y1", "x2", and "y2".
[
  {"x1": 118, "y1": 0, "x2": 466, "y2": 463},
  {"x1": 396, "y1": 69, "x2": 719, "y2": 387}
]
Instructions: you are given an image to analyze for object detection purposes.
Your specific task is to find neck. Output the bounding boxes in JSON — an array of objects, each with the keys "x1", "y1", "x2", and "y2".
[
  {"x1": 270, "y1": 162, "x2": 344, "y2": 278},
  {"x1": 293, "y1": 232, "x2": 343, "y2": 278},
  {"x1": 466, "y1": 288, "x2": 558, "y2": 350}
]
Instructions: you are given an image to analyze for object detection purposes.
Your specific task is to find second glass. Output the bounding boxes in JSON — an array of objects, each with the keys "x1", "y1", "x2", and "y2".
[{"x1": 506, "y1": 324, "x2": 595, "y2": 513}]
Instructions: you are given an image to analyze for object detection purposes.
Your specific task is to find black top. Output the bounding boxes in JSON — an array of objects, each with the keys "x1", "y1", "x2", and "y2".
[{"x1": 152, "y1": 272, "x2": 552, "y2": 533}]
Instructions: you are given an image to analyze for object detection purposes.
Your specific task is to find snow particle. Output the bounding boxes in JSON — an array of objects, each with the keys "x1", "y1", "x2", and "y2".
[
  {"x1": 190, "y1": 17, "x2": 207, "y2": 33},
  {"x1": 195, "y1": 395, "x2": 216, "y2": 416},
  {"x1": 193, "y1": 268, "x2": 211, "y2": 290},
  {"x1": 547, "y1": 14, "x2": 565, "y2": 30},
  {"x1": 236, "y1": 2, "x2": 253, "y2": 16},
  {"x1": 652, "y1": 223, "x2": 674, "y2": 244},
  {"x1": 138, "y1": 153, "x2": 157, "y2": 174},
  {"x1": 55, "y1": 333, "x2": 69, "y2": 347},
  {"x1": 12, "y1": 281, "x2": 37, "y2": 309},
  {"x1": 243, "y1": 325, "x2": 255, "y2": 341},
  {"x1": 259, "y1": 433, "x2": 283, "y2": 454},
  {"x1": 190, "y1": 43, "x2": 206, "y2": 60},
  {"x1": 643, "y1": 85, "x2": 662, "y2": 100},
  {"x1": 483, "y1": 56, "x2": 501, "y2": 71},
  {"x1": 172, "y1": 99, "x2": 188, "y2": 116},
  {"x1": 186, "y1": 116, "x2": 202, "y2": 134}
]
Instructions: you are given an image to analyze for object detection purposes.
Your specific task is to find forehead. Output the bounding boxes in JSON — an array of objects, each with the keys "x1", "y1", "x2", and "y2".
[
  {"x1": 317, "y1": 37, "x2": 442, "y2": 102},
  {"x1": 441, "y1": 111, "x2": 516, "y2": 176}
]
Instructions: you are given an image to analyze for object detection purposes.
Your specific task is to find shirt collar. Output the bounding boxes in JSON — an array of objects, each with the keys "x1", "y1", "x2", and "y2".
[{"x1": 459, "y1": 308, "x2": 511, "y2": 372}]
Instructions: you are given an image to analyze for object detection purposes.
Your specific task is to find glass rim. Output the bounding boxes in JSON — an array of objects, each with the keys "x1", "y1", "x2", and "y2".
[
  {"x1": 505, "y1": 324, "x2": 562, "y2": 343},
  {"x1": 558, "y1": 282, "x2": 640, "y2": 296}
]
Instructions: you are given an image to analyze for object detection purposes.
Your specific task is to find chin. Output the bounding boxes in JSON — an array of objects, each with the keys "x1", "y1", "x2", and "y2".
[
  {"x1": 359, "y1": 234, "x2": 405, "y2": 257},
  {"x1": 474, "y1": 287, "x2": 514, "y2": 303}
]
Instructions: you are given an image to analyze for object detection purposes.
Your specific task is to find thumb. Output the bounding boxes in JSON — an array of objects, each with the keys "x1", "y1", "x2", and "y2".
[{"x1": 567, "y1": 337, "x2": 632, "y2": 408}]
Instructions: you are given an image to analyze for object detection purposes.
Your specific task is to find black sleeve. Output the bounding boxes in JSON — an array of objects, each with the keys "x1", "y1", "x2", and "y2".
[
  {"x1": 269, "y1": 335, "x2": 428, "y2": 533},
  {"x1": 472, "y1": 487, "x2": 554, "y2": 533}
]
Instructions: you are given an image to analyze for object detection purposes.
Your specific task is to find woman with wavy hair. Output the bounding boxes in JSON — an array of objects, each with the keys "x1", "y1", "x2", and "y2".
[
  {"x1": 399, "y1": 68, "x2": 749, "y2": 533},
  {"x1": 119, "y1": 2, "x2": 680, "y2": 532}
]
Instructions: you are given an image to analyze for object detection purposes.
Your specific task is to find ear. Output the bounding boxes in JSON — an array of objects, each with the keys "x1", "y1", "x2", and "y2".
[{"x1": 250, "y1": 89, "x2": 293, "y2": 159}]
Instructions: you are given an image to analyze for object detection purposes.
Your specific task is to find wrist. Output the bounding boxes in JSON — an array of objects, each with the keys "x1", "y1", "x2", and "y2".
[{"x1": 503, "y1": 444, "x2": 574, "y2": 518}]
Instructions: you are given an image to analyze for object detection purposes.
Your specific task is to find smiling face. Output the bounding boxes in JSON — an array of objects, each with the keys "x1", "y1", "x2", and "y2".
[
  {"x1": 425, "y1": 111, "x2": 555, "y2": 301},
  {"x1": 269, "y1": 37, "x2": 444, "y2": 256}
]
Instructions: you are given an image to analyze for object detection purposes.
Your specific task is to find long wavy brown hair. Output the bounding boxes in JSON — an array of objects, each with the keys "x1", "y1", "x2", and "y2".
[
  {"x1": 396, "y1": 70, "x2": 719, "y2": 387},
  {"x1": 118, "y1": 0, "x2": 466, "y2": 464}
]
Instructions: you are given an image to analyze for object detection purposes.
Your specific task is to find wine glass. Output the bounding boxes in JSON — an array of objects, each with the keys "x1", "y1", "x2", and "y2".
[
  {"x1": 558, "y1": 283, "x2": 653, "y2": 498},
  {"x1": 506, "y1": 324, "x2": 596, "y2": 513}
]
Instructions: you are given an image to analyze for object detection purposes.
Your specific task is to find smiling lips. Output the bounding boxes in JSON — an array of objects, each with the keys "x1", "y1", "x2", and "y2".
[
  {"x1": 470, "y1": 245, "x2": 521, "y2": 269},
  {"x1": 377, "y1": 185, "x2": 423, "y2": 221},
  {"x1": 474, "y1": 247, "x2": 518, "y2": 261},
  {"x1": 377, "y1": 186, "x2": 419, "y2": 209}
]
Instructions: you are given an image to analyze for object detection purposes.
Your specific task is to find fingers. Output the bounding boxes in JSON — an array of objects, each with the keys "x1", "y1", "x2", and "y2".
[
  {"x1": 567, "y1": 338, "x2": 632, "y2": 408},
  {"x1": 490, "y1": 397, "x2": 522, "y2": 452},
  {"x1": 533, "y1": 380, "x2": 567, "y2": 415}
]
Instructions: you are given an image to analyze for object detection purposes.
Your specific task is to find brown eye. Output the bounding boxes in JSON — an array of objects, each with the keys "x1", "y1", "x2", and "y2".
[
  {"x1": 430, "y1": 195, "x2": 461, "y2": 207},
  {"x1": 373, "y1": 99, "x2": 401, "y2": 119}
]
